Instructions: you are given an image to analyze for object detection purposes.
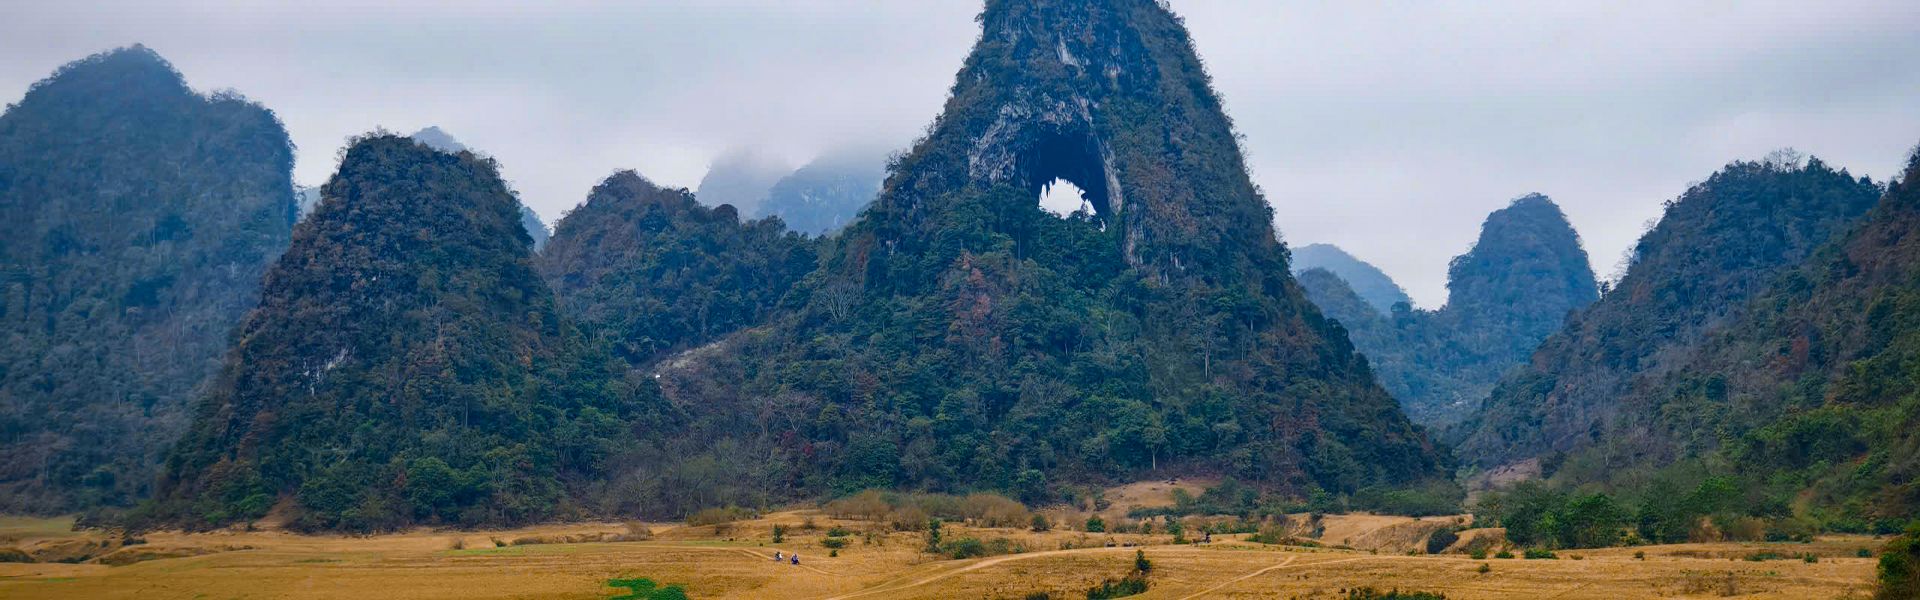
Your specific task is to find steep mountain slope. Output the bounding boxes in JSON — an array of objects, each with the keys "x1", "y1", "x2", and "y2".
[
  {"x1": 292, "y1": 127, "x2": 554, "y2": 251},
  {"x1": 756, "y1": 148, "x2": 886, "y2": 236},
  {"x1": 1297, "y1": 195, "x2": 1597, "y2": 426},
  {"x1": 149, "y1": 135, "x2": 654, "y2": 530},
  {"x1": 1551, "y1": 148, "x2": 1920, "y2": 531},
  {"x1": 654, "y1": 0, "x2": 1448, "y2": 508},
  {"x1": 1290, "y1": 243, "x2": 1411, "y2": 315},
  {"x1": 1456, "y1": 156, "x2": 1883, "y2": 468},
  {"x1": 538, "y1": 171, "x2": 817, "y2": 365},
  {"x1": 0, "y1": 46, "x2": 296, "y2": 513},
  {"x1": 695, "y1": 148, "x2": 791, "y2": 216}
]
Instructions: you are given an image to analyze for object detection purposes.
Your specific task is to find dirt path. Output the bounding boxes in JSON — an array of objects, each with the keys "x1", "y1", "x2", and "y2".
[
  {"x1": 822, "y1": 545, "x2": 1152, "y2": 600},
  {"x1": 1175, "y1": 555, "x2": 1378, "y2": 599},
  {"x1": 646, "y1": 543, "x2": 841, "y2": 577}
]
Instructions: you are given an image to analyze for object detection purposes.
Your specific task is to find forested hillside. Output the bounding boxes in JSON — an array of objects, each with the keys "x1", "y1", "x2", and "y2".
[
  {"x1": 1456, "y1": 154, "x2": 1883, "y2": 468},
  {"x1": 635, "y1": 0, "x2": 1450, "y2": 515},
  {"x1": 1540, "y1": 146, "x2": 1920, "y2": 533},
  {"x1": 0, "y1": 46, "x2": 296, "y2": 513},
  {"x1": 1298, "y1": 195, "x2": 1597, "y2": 425},
  {"x1": 1290, "y1": 244, "x2": 1410, "y2": 315},
  {"x1": 538, "y1": 171, "x2": 817, "y2": 366},
  {"x1": 147, "y1": 135, "x2": 660, "y2": 531}
]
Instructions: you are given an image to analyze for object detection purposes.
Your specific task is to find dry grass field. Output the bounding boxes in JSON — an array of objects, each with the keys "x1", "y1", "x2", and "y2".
[{"x1": 0, "y1": 510, "x2": 1885, "y2": 599}]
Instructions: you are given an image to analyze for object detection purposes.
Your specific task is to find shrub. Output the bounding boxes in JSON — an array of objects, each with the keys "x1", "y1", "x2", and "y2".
[
  {"x1": 821, "y1": 537, "x2": 847, "y2": 549},
  {"x1": 772, "y1": 524, "x2": 786, "y2": 543},
  {"x1": 1477, "y1": 563, "x2": 1490, "y2": 574},
  {"x1": 1426, "y1": 528, "x2": 1460, "y2": 554},
  {"x1": 1085, "y1": 574, "x2": 1148, "y2": 599},
  {"x1": 827, "y1": 526, "x2": 852, "y2": 537},
  {"x1": 1468, "y1": 549, "x2": 1487, "y2": 560},
  {"x1": 1634, "y1": 551, "x2": 1645, "y2": 560},
  {"x1": 1031, "y1": 514, "x2": 1053, "y2": 532},
  {"x1": 1523, "y1": 549, "x2": 1557, "y2": 560},
  {"x1": 1134, "y1": 549, "x2": 1151, "y2": 573},
  {"x1": 1085, "y1": 516, "x2": 1106, "y2": 533},
  {"x1": 942, "y1": 537, "x2": 987, "y2": 559},
  {"x1": 1878, "y1": 523, "x2": 1919, "y2": 600},
  {"x1": 1494, "y1": 550, "x2": 1514, "y2": 559}
]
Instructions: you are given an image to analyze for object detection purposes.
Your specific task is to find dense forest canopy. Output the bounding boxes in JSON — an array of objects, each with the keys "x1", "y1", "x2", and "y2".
[
  {"x1": 627, "y1": 0, "x2": 1451, "y2": 515},
  {"x1": 1533, "y1": 146, "x2": 1920, "y2": 533},
  {"x1": 1456, "y1": 155, "x2": 1883, "y2": 468},
  {"x1": 146, "y1": 135, "x2": 660, "y2": 530},
  {"x1": 1298, "y1": 195, "x2": 1598, "y2": 426},
  {"x1": 538, "y1": 171, "x2": 818, "y2": 366},
  {"x1": 0, "y1": 45, "x2": 296, "y2": 513}
]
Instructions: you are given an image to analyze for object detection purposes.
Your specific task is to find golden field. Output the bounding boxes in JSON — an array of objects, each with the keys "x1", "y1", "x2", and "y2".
[{"x1": 0, "y1": 507, "x2": 1887, "y2": 599}]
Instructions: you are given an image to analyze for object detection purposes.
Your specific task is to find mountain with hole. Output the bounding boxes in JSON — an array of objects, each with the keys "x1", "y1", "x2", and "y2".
[
  {"x1": 0, "y1": 46, "x2": 297, "y2": 514},
  {"x1": 642, "y1": 0, "x2": 1450, "y2": 513}
]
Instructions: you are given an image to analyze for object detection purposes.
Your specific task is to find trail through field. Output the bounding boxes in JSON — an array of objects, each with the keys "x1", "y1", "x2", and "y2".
[
  {"x1": 822, "y1": 545, "x2": 1154, "y2": 600},
  {"x1": 1175, "y1": 555, "x2": 1377, "y2": 599},
  {"x1": 648, "y1": 543, "x2": 840, "y2": 577}
]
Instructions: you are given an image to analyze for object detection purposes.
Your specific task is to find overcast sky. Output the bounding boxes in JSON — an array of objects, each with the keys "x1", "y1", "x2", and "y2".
[{"x1": 5, "y1": 1, "x2": 1917, "y2": 307}]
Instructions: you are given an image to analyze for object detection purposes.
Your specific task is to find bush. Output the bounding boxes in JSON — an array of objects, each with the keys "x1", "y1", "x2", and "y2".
[
  {"x1": 1085, "y1": 516, "x2": 1106, "y2": 533},
  {"x1": 1031, "y1": 514, "x2": 1053, "y2": 532},
  {"x1": 1477, "y1": 563, "x2": 1490, "y2": 574},
  {"x1": 1523, "y1": 549, "x2": 1557, "y2": 560},
  {"x1": 772, "y1": 524, "x2": 786, "y2": 543},
  {"x1": 1085, "y1": 574, "x2": 1148, "y2": 599},
  {"x1": 942, "y1": 537, "x2": 987, "y2": 559},
  {"x1": 1879, "y1": 523, "x2": 1919, "y2": 600},
  {"x1": 827, "y1": 526, "x2": 852, "y2": 537},
  {"x1": 1494, "y1": 550, "x2": 1514, "y2": 559},
  {"x1": 821, "y1": 537, "x2": 848, "y2": 550}
]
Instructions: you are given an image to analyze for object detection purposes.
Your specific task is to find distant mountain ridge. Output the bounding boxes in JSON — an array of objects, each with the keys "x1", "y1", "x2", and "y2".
[
  {"x1": 1290, "y1": 243, "x2": 1410, "y2": 314},
  {"x1": 1297, "y1": 195, "x2": 1598, "y2": 426},
  {"x1": 755, "y1": 148, "x2": 887, "y2": 236}
]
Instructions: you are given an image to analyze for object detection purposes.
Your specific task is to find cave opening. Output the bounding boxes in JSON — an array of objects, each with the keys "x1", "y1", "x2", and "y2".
[{"x1": 1021, "y1": 128, "x2": 1112, "y2": 223}]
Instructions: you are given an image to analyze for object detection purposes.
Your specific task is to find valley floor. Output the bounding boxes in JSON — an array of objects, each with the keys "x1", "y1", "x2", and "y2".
[{"x1": 0, "y1": 513, "x2": 1883, "y2": 599}]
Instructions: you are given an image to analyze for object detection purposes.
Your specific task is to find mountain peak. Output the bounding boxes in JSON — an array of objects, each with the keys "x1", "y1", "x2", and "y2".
[{"x1": 1290, "y1": 243, "x2": 1411, "y2": 314}]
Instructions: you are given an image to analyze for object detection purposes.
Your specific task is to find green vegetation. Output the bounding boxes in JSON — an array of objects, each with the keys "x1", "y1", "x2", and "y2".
[
  {"x1": 1425, "y1": 528, "x2": 1459, "y2": 554},
  {"x1": 606, "y1": 577, "x2": 689, "y2": 600},
  {"x1": 1290, "y1": 244, "x2": 1412, "y2": 315},
  {"x1": 1880, "y1": 523, "x2": 1920, "y2": 600},
  {"x1": 628, "y1": 0, "x2": 1449, "y2": 513},
  {"x1": 1471, "y1": 483, "x2": 1627, "y2": 548},
  {"x1": 0, "y1": 45, "x2": 297, "y2": 514},
  {"x1": 1299, "y1": 195, "x2": 1599, "y2": 426},
  {"x1": 142, "y1": 134, "x2": 662, "y2": 531},
  {"x1": 539, "y1": 170, "x2": 816, "y2": 366},
  {"x1": 1457, "y1": 153, "x2": 1882, "y2": 469},
  {"x1": 755, "y1": 148, "x2": 885, "y2": 236}
]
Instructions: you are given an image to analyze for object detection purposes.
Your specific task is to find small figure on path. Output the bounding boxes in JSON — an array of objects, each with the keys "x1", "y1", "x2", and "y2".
[
  {"x1": 791, "y1": 553, "x2": 800, "y2": 565},
  {"x1": 774, "y1": 551, "x2": 782, "y2": 561}
]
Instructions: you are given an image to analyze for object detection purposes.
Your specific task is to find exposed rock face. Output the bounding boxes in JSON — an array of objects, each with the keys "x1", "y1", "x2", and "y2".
[
  {"x1": 660, "y1": 0, "x2": 1448, "y2": 500},
  {"x1": 0, "y1": 46, "x2": 296, "y2": 513},
  {"x1": 1291, "y1": 243, "x2": 1411, "y2": 315}
]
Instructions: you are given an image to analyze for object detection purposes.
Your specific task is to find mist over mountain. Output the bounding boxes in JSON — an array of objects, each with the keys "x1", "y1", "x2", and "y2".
[
  {"x1": 1290, "y1": 243, "x2": 1411, "y2": 314},
  {"x1": 755, "y1": 147, "x2": 886, "y2": 236},
  {"x1": 1456, "y1": 153, "x2": 1883, "y2": 469},
  {"x1": 694, "y1": 148, "x2": 791, "y2": 217},
  {"x1": 1298, "y1": 195, "x2": 1597, "y2": 426},
  {"x1": 149, "y1": 135, "x2": 656, "y2": 530},
  {"x1": 0, "y1": 46, "x2": 296, "y2": 513}
]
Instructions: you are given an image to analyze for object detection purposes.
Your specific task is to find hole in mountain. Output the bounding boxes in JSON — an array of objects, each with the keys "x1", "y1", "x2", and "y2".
[
  {"x1": 1038, "y1": 178, "x2": 1093, "y2": 218},
  {"x1": 1021, "y1": 129, "x2": 1111, "y2": 222}
]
